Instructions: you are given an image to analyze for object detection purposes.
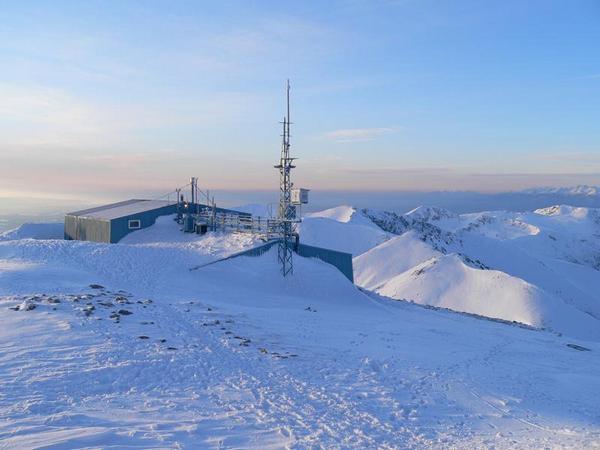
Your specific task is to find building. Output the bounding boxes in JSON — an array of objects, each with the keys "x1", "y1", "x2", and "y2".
[
  {"x1": 65, "y1": 199, "x2": 248, "y2": 244},
  {"x1": 64, "y1": 199, "x2": 179, "y2": 243}
]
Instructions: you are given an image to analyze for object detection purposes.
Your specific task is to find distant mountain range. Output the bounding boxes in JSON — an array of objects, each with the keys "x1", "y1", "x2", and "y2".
[{"x1": 520, "y1": 185, "x2": 599, "y2": 196}]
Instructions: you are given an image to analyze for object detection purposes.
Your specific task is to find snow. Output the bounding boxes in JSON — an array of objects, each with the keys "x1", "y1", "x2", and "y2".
[
  {"x1": 354, "y1": 230, "x2": 441, "y2": 290},
  {"x1": 373, "y1": 254, "x2": 600, "y2": 341},
  {"x1": 305, "y1": 205, "x2": 358, "y2": 223},
  {"x1": 0, "y1": 222, "x2": 64, "y2": 241},
  {"x1": 1, "y1": 207, "x2": 600, "y2": 448},
  {"x1": 119, "y1": 214, "x2": 265, "y2": 255},
  {"x1": 299, "y1": 206, "x2": 391, "y2": 256}
]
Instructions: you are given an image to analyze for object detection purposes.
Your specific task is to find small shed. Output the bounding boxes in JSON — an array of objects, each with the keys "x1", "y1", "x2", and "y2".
[{"x1": 64, "y1": 199, "x2": 177, "y2": 243}]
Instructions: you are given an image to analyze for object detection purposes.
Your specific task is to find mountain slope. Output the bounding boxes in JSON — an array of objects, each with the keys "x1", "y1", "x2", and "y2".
[
  {"x1": 354, "y1": 230, "x2": 441, "y2": 290},
  {"x1": 299, "y1": 206, "x2": 391, "y2": 256},
  {"x1": 374, "y1": 254, "x2": 600, "y2": 341},
  {"x1": 343, "y1": 204, "x2": 600, "y2": 340}
]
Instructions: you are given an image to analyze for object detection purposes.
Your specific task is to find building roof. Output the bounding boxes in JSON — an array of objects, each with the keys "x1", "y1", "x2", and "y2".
[{"x1": 67, "y1": 199, "x2": 175, "y2": 220}]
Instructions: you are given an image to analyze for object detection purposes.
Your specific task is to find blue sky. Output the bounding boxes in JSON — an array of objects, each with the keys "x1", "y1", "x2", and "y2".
[{"x1": 1, "y1": 0, "x2": 599, "y2": 200}]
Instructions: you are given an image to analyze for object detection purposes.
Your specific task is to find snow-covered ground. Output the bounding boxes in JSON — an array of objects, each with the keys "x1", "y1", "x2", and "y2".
[{"x1": 1, "y1": 209, "x2": 600, "y2": 448}]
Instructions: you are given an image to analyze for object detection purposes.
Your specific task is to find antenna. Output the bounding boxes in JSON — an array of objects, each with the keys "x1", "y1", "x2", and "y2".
[{"x1": 275, "y1": 79, "x2": 296, "y2": 277}]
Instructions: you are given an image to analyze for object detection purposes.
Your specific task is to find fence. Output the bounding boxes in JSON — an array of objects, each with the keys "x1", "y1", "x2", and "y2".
[
  {"x1": 195, "y1": 210, "x2": 280, "y2": 238},
  {"x1": 190, "y1": 239, "x2": 353, "y2": 283}
]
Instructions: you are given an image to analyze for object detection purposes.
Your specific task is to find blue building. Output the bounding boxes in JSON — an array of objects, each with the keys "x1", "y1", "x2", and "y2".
[
  {"x1": 64, "y1": 199, "x2": 246, "y2": 243},
  {"x1": 64, "y1": 199, "x2": 179, "y2": 243}
]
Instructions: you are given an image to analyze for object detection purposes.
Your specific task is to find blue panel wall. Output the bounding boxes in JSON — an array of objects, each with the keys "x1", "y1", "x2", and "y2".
[
  {"x1": 296, "y1": 243, "x2": 354, "y2": 283},
  {"x1": 109, "y1": 204, "x2": 178, "y2": 243}
]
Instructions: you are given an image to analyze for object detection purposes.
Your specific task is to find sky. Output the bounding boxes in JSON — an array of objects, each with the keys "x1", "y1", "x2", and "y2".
[{"x1": 1, "y1": 0, "x2": 600, "y2": 203}]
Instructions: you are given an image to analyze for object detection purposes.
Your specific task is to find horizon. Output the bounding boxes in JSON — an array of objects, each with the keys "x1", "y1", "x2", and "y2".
[
  {"x1": 3, "y1": 185, "x2": 600, "y2": 233},
  {"x1": 2, "y1": 0, "x2": 600, "y2": 200}
]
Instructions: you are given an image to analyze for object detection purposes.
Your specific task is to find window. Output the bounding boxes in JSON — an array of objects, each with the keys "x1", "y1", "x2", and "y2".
[{"x1": 128, "y1": 219, "x2": 141, "y2": 229}]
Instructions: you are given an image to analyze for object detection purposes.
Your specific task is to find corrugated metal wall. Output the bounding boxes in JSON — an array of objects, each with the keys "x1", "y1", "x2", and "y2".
[{"x1": 64, "y1": 216, "x2": 111, "y2": 243}]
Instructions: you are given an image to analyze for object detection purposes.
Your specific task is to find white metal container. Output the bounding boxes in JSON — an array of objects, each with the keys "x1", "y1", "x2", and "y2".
[{"x1": 291, "y1": 188, "x2": 309, "y2": 205}]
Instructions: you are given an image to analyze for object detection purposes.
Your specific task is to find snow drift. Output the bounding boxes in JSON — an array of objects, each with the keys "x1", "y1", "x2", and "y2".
[
  {"x1": 299, "y1": 206, "x2": 391, "y2": 256},
  {"x1": 0, "y1": 222, "x2": 64, "y2": 241}
]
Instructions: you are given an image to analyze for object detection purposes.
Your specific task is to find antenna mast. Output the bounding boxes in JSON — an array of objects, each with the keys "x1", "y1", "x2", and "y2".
[{"x1": 275, "y1": 80, "x2": 296, "y2": 276}]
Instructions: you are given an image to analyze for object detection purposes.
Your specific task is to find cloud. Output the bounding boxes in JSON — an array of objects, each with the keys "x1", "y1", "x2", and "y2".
[{"x1": 322, "y1": 127, "x2": 397, "y2": 142}]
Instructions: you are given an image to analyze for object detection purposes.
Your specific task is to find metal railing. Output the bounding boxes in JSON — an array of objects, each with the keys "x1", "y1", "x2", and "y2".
[{"x1": 194, "y1": 210, "x2": 280, "y2": 239}]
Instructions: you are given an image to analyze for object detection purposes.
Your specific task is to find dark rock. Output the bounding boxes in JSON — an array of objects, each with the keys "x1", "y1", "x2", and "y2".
[
  {"x1": 167, "y1": 347, "x2": 177, "y2": 350},
  {"x1": 567, "y1": 343, "x2": 591, "y2": 352},
  {"x1": 117, "y1": 309, "x2": 132, "y2": 316},
  {"x1": 138, "y1": 336, "x2": 149, "y2": 339},
  {"x1": 89, "y1": 284, "x2": 105, "y2": 289}
]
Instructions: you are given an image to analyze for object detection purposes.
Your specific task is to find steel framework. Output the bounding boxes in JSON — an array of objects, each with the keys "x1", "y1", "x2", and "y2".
[{"x1": 274, "y1": 80, "x2": 297, "y2": 276}]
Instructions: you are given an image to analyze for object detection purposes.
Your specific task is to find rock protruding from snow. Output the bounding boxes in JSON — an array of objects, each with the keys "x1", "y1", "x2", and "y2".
[
  {"x1": 534, "y1": 204, "x2": 599, "y2": 220},
  {"x1": 404, "y1": 206, "x2": 459, "y2": 222}
]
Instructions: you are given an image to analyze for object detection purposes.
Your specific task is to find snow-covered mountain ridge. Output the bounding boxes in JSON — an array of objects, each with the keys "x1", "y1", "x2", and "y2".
[{"x1": 299, "y1": 204, "x2": 600, "y2": 341}]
